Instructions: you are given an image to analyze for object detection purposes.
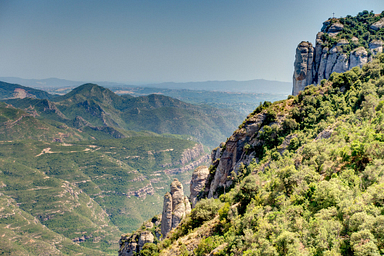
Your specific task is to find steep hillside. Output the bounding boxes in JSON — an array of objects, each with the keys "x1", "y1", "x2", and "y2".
[
  {"x1": 293, "y1": 10, "x2": 384, "y2": 95},
  {"x1": 120, "y1": 54, "x2": 384, "y2": 255}
]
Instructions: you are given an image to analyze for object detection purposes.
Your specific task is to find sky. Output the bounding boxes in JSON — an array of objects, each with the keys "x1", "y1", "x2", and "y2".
[{"x1": 1, "y1": 0, "x2": 384, "y2": 84}]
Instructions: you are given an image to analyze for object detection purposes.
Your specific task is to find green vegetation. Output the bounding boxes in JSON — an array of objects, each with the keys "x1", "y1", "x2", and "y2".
[
  {"x1": 151, "y1": 53, "x2": 384, "y2": 255},
  {"x1": 5, "y1": 83, "x2": 243, "y2": 148},
  {"x1": 322, "y1": 10, "x2": 384, "y2": 55},
  {"x1": 0, "y1": 134, "x2": 207, "y2": 254}
]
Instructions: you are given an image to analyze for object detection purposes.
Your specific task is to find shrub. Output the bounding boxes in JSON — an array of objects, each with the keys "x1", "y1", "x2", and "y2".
[{"x1": 189, "y1": 199, "x2": 223, "y2": 229}]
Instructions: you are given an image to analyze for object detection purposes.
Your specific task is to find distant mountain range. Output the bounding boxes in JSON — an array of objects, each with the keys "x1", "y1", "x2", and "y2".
[
  {"x1": 1, "y1": 81, "x2": 243, "y2": 147},
  {"x1": 0, "y1": 77, "x2": 291, "y2": 94}
]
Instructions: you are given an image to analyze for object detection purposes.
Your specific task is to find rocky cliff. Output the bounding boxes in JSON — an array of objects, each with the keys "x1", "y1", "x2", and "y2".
[
  {"x1": 206, "y1": 110, "x2": 272, "y2": 198},
  {"x1": 189, "y1": 166, "x2": 210, "y2": 208},
  {"x1": 292, "y1": 12, "x2": 384, "y2": 95}
]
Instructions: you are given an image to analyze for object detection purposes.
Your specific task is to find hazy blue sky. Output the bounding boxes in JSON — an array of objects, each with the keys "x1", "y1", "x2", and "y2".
[{"x1": 1, "y1": 0, "x2": 384, "y2": 84}]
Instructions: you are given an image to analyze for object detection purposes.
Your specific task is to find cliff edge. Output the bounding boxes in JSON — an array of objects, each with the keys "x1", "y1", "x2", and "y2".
[{"x1": 293, "y1": 11, "x2": 384, "y2": 95}]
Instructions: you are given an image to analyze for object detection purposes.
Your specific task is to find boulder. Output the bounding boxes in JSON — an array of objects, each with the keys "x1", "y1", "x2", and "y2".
[{"x1": 327, "y1": 22, "x2": 344, "y2": 36}]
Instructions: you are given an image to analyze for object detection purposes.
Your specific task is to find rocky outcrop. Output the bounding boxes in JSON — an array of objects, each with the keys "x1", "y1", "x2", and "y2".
[
  {"x1": 138, "y1": 231, "x2": 154, "y2": 251},
  {"x1": 126, "y1": 183, "x2": 154, "y2": 199},
  {"x1": 371, "y1": 17, "x2": 384, "y2": 31},
  {"x1": 161, "y1": 144, "x2": 206, "y2": 168},
  {"x1": 161, "y1": 192, "x2": 172, "y2": 238},
  {"x1": 161, "y1": 179, "x2": 191, "y2": 238},
  {"x1": 120, "y1": 179, "x2": 192, "y2": 255},
  {"x1": 73, "y1": 116, "x2": 92, "y2": 128},
  {"x1": 292, "y1": 41, "x2": 314, "y2": 96},
  {"x1": 207, "y1": 112, "x2": 269, "y2": 198},
  {"x1": 190, "y1": 166, "x2": 210, "y2": 208},
  {"x1": 349, "y1": 47, "x2": 369, "y2": 68},
  {"x1": 369, "y1": 40, "x2": 384, "y2": 56},
  {"x1": 292, "y1": 18, "x2": 384, "y2": 95},
  {"x1": 184, "y1": 196, "x2": 191, "y2": 214},
  {"x1": 118, "y1": 217, "x2": 161, "y2": 256},
  {"x1": 163, "y1": 154, "x2": 210, "y2": 175}
]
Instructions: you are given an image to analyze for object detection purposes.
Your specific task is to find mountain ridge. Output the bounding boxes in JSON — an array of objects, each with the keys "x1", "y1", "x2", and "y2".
[{"x1": 5, "y1": 83, "x2": 243, "y2": 147}]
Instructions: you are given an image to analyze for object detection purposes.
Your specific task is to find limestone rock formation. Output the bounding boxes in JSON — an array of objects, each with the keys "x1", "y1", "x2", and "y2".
[
  {"x1": 292, "y1": 18, "x2": 384, "y2": 95},
  {"x1": 184, "y1": 196, "x2": 191, "y2": 214},
  {"x1": 190, "y1": 166, "x2": 210, "y2": 208},
  {"x1": 170, "y1": 179, "x2": 186, "y2": 228},
  {"x1": 208, "y1": 112, "x2": 268, "y2": 198},
  {"x1": 370, "y1": 40, "x2": 384, "y2": 56},
  {"x1": 371, "y1": 17, "x2": 384, "y2": 31},
  {"x1": 292, "y1": 41, "x2": 314, "y2": 96},
  {"x1": 160, "y1": 192, "x2": 172, "y2": 239},
  {"x1": 138, "y1": 231, "x2": 154, "y2": 251},
  {"x1": 118, "y1": 217, "x2": 161, "y2": 256},
  {"x1": 160, "y1": 179, "x2": 191, "y2": 238}
]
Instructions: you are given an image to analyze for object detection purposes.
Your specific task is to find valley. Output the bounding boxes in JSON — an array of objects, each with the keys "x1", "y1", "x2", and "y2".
[{"x1": 2, "y1": 4, "x2": 384, "y2": 256}]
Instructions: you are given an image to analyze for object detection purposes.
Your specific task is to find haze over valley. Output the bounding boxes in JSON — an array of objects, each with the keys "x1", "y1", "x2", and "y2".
[{"x1": 2, "y1": 1, "x2": 384, "y2": 255}]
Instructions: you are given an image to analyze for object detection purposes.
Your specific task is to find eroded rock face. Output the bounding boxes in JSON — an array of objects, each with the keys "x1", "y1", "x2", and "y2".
[
  {"x1": 160, "y1": 179, "x2": 191, "y2": 238},
  {"x1": 184, "y1": 196, "x2": 191, "y2": 215},
  {"x1": 138, "y1": 231, "x2": 154, "y2": 251},
  {"x1": 119, "y1": 235, "x2": 138, "y2": 256},
  {"x1": 119, "y1": 217, "x2": 162, "y2": 256},
  {"x1": 369, "y1": 40, "x2": 384, "y2": 56},
  {"x1": 327, "y1": 22, "x2": 344, "y2": 37},
  {"x1": 190, "y1": 166, "x2": 210, "y2": 208},
  {"x1": 292, "y1": 19, "x2": 383, "y2": 95},
  {"x1": 292, "y1": 41, "x2": 314, "y2": 96},
  {"x1": 207, "y1": 113, "x2": 267, "y2": 198},
  {"x1": 170, "y1": 179, "x2": 186, "y2": 228},
  {"x1": 349, "y1": 47, "x2": 368, "y2": 68},
  {"x1": 161, "y1": 192, "x2": 172, "y2": 239}
]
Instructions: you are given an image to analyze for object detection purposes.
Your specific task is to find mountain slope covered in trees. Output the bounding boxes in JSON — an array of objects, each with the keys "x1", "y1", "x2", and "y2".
[{"x1": 124, "y1": 54, "x2": 384, "y2": 255}]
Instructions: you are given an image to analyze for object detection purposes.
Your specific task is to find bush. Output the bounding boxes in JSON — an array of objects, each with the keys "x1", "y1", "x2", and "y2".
[
  {"x1": 235, "y1": 175, "x2": 260, "y2": 214},
  {"x1": 189, "y1": 199, "x2": 223, "y2": 229}
]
